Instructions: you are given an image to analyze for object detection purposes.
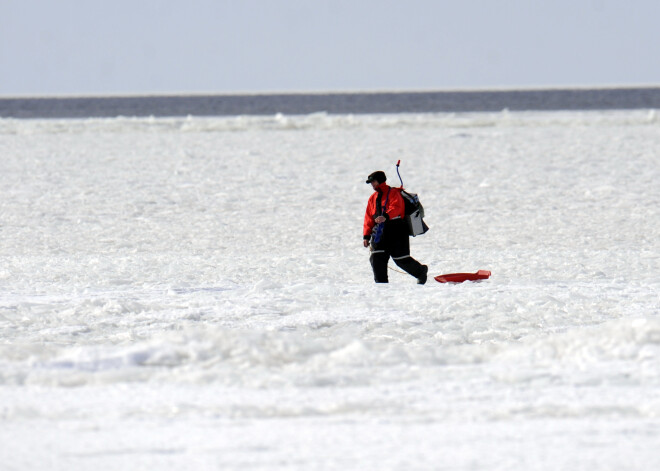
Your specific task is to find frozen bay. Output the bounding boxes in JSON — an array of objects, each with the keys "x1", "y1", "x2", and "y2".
[{"x1": 1, "y1": 110, "x2": 659, "y2": 470}]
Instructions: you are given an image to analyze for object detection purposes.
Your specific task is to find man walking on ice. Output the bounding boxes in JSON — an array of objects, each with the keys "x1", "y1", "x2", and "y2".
[{"x1": 363, "y1": 170, "x2": 428, "y2": 284}]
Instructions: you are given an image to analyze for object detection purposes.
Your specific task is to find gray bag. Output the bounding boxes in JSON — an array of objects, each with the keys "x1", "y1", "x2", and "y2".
[{"x1": 400, "y1": 189, "x2": 429, "y2": 237}]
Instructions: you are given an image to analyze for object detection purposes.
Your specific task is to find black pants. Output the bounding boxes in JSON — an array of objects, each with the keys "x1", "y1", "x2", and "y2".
[{"x1": 370, "y1": 219, "x2": 425, "y2": 283}]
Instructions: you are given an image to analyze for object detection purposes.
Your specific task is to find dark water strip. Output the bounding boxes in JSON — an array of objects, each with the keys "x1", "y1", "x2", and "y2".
[{"x1": 2, "y1": 87, "x2": 660, "y2": 119}]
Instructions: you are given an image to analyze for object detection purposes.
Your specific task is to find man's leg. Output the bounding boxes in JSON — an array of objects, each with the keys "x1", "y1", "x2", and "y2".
[
  {"x1": 392, "y1": 255, "x2": 427, "y2": 284},
  {"x1": 369, "y1": 250, "x2": 389, "y2": 283},
  {"x1": 390, "y1": 228, "x2": 427, "y2": 283}
]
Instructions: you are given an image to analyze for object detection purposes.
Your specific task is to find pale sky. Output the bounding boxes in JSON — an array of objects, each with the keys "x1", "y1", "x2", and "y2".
[{"x1": 1, "y1": 0, "x2": 659, "y2": 96}]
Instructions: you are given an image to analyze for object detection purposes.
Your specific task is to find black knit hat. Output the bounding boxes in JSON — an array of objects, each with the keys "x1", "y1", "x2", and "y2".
[{"x1": 366, "y1": 171, "x2": 386, "y2": 184}]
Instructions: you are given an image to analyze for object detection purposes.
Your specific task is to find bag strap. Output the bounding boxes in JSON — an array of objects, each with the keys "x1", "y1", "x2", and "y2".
[
  {"x1": 372, "y1": 187, "x2": 391, "y2": 244},
  {"x1": 382, "y1": 188, "x2": 391, "y2": 216}
]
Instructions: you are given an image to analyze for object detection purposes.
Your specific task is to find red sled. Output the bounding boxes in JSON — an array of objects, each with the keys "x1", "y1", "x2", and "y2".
[{"x1": 434, "y1": 270, "x2": 491, "y2": 284}]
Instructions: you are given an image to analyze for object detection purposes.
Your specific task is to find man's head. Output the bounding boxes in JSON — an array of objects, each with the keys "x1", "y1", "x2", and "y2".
[{"x1": 365, "y1": 171, "x2": 387, "y2": 188}]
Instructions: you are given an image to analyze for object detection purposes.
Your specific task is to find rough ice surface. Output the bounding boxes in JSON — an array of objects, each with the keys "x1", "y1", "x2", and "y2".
[{"x1": 1, "y1": 111, "x2": 659, "y2": 470}]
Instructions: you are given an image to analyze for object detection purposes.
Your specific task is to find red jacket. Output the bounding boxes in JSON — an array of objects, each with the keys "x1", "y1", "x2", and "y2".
[{"x1": 363, "y1": 182, "x2": 406, "y2": 238}]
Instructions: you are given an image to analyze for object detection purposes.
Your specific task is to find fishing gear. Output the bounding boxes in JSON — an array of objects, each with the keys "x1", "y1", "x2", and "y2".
[{"x1": 395, "y1": 160, "x2": 429, "y2": 237}]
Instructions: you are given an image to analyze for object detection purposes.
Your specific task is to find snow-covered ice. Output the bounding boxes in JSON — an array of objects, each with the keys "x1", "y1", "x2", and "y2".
[{"x1": 1, "y1": 110, "x2": 659, "y2": 470}]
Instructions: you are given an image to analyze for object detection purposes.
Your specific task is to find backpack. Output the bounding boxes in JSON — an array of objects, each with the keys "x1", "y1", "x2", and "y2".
[{"x1": 399, "y1": 188, "x2": 429, "y2": 237}]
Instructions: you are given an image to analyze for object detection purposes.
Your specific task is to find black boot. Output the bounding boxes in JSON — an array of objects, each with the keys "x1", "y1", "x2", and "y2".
[{"x1": 417, "y1": 265, "x2": 428, "y2": 285}]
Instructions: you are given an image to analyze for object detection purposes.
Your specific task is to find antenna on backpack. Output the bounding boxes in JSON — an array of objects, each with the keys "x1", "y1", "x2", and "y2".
[{"x1": 396, "y1": 160, "x2": 404, "y2": 188}]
